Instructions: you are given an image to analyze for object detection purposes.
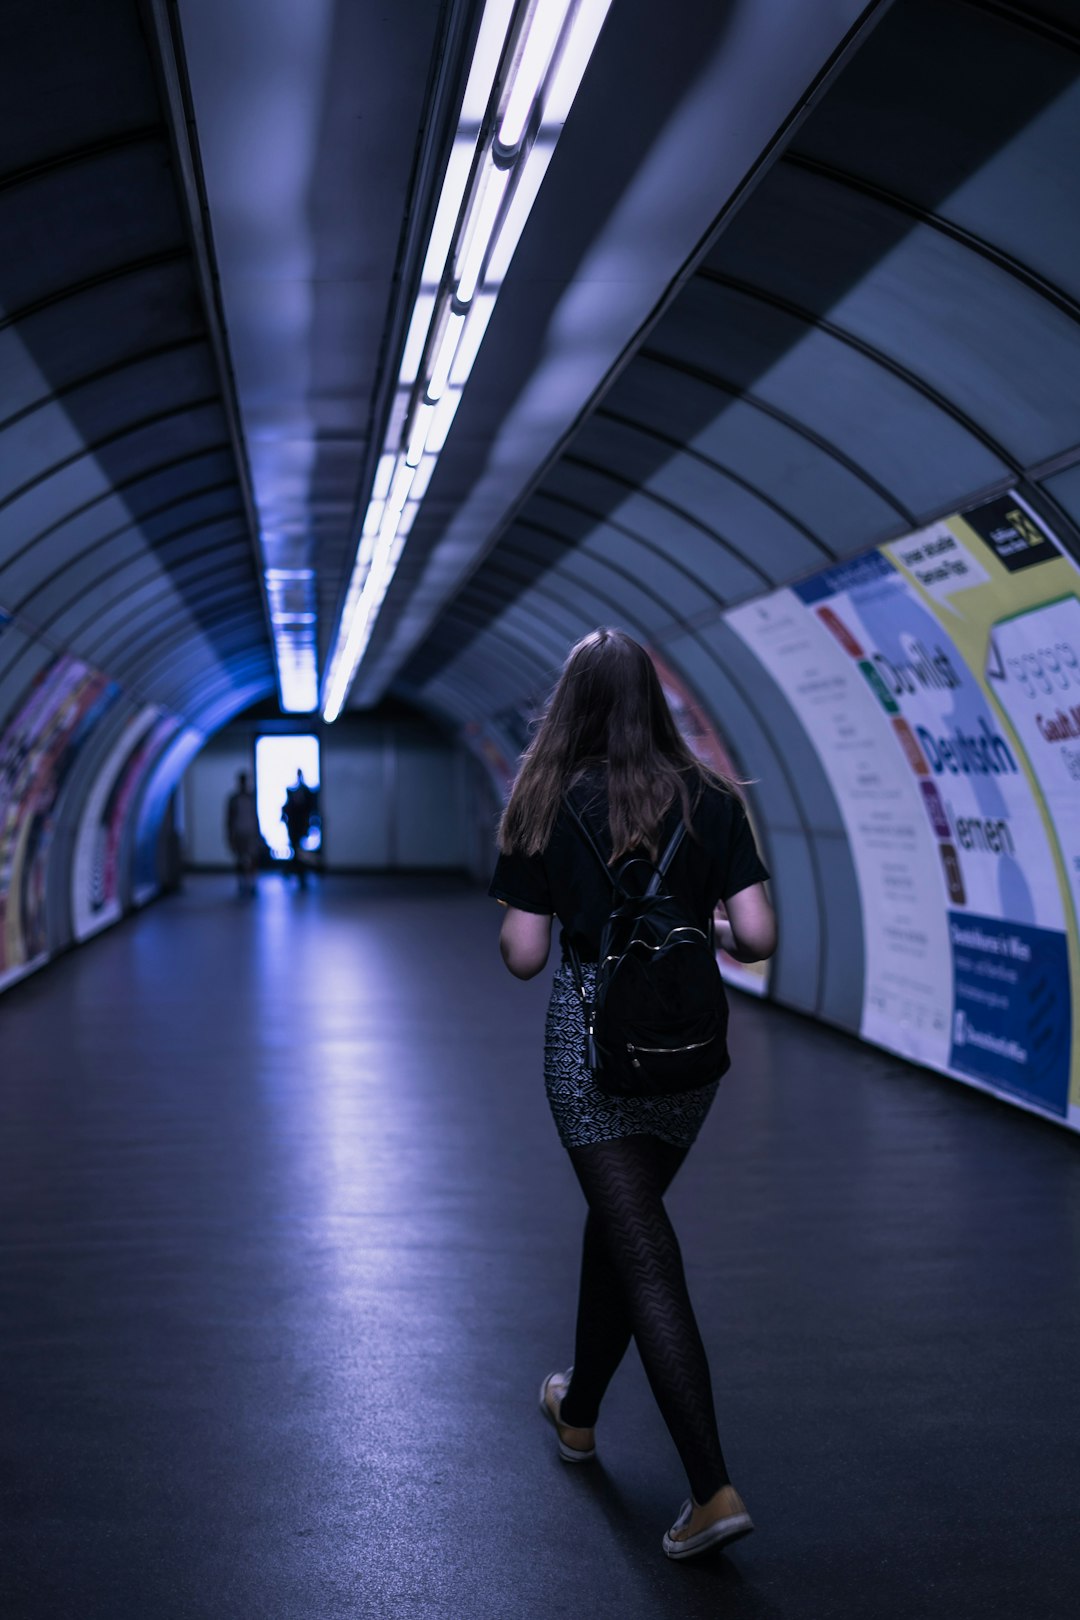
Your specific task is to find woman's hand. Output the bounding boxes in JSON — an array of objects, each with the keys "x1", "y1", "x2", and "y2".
[{"x1": 499, "y1": 907, "x2": 553, "y2": 979}]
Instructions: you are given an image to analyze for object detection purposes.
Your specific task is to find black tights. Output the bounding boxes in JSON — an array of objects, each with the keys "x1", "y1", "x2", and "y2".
[{"x1": 558, "y1": 1133, "x2": 729, "y2": 1504}]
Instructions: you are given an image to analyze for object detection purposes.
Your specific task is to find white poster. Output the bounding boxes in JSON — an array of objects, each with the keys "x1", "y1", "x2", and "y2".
[
  {"x1": 989, "y1": 597, "x2": 1080, "y2": 938},
  {"x1": 728, "y1": 567, "x2": 953, "y2": 1067},
  {"x1": 728, "y1": 531, "x2": 1074, "y2": 1121},
  {"x1": 71, "y1": 707, "x2": 161, "y2": 941}
]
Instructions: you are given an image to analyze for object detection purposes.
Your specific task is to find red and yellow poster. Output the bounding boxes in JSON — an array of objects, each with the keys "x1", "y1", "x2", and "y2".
[{"x1": 0, "y1": 657, "x2": 117, "y2": 987}]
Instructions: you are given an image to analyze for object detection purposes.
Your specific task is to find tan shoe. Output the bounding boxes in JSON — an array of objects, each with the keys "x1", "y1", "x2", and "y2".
[
  {"x1": 662, "y1": 1486, "x2": 754, "y2": 1560},
  {"x1": 539, "y1": 1369, "x2": 596, "y2": 1462}
]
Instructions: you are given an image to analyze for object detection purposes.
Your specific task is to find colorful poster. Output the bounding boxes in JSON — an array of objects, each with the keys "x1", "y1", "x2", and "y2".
[
  {"x1": 71, "y1": 708, "x2": 176, "y2": 941},
  {"x1": 649, "y1": 646, "x2": 771, "y2": 998},
  {"x1": 0, "y1": 656, "x2": 118, "y2": 988},
  {"x1": 133, "y1": 727, "x2": 203, "y2": 904},
  {"x1": 729, "y1": 570, "x2": 955, "y2": 1059},
  {"x1": 884, "y1": 493, "x2": 1080, "y2": 1127},
  {"x1": 990, "y1": 598, "x2": 1080, "y2": 922},
  {"x1": 729, "y1": 491, "x2": 1079, "y2": 1128}
]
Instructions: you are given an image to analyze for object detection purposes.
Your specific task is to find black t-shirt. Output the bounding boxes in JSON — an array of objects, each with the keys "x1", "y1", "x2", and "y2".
[{"x1": 489, "y1": 772, "x2": 770, "y2": 962}]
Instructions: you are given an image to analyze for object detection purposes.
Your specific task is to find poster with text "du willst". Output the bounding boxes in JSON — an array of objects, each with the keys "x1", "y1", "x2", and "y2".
[{"x1": 728, "y1": 492, "x2": 1079, "y2": 1128}]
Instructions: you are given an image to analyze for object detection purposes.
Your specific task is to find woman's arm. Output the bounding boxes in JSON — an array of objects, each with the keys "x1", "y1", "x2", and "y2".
[
  {"x1": 499, "y1": 906, "x2": 553, "y2": 979},
  {"x1": 714, "y1": 883, "x2": 777, "y2": 963}
]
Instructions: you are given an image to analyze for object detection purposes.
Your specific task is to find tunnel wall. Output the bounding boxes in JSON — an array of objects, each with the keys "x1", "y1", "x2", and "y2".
[
  {"x1": 722, "y1": 495, "x2": 1080, "y2": 1130},
  {"x1": 454, "y1": 491, "x2": 1080, "y2": 1132},
  {"x1": 0, "y1": 0, "x2": 276, "y2": 996},
  {"x1": 0, "y1": 614, "x2": 200, "y2": 994}
]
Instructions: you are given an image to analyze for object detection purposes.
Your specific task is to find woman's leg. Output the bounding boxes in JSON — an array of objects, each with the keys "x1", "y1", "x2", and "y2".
[
  {"x1": 561, "y1": 1133, "x2": 729, "y2": 1505},
  {"x1": 559, "y1": 1136, "x2": 689, "y2": 1426}
]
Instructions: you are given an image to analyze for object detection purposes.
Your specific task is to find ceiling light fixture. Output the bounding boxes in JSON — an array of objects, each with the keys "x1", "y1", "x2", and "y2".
[
  {"x1": 265, "y1": 567, "x2": 319, "y2": 712},
  {"x1": 322, "y1": 0, "x2": 614, "y2": 723},
  {"x1": 427, "y1": 311, "x2": 466, "y2": 401},
  {"x1": 497, "y1": 0, "x2": 566, "y2": 150},
  {"x1": 454, "y1": 157, "x2": 512, "y2": 304},
  {"x1": 405, "y1": 402, "x2": 436, "y2": 467},
  {"x1": 449, "y1": 291, "x2": 497, "y2": 386}
]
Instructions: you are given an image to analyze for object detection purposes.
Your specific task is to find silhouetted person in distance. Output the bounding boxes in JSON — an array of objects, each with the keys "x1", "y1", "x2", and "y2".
[
  {"x1": 490, "y1": 628, "x2": 777, "y2": 1562},
  {"x1": 225, "y1": 770, "x2": 260, "y2": 897},
  {"x1": 282, "y1": 770, "x2": 315, "y2": 888}
]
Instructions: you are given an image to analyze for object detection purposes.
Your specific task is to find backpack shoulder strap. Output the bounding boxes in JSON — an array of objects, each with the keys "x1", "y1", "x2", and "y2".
[
  {"x1": 563, "y1": 793, "x2": 688, "y2": 895},
  {"x1": 563, "y1": 794, "x2": 615, "y2": 887},
  {"x1": 646, "y1": 819, "x2": 688, "y2": 896}
]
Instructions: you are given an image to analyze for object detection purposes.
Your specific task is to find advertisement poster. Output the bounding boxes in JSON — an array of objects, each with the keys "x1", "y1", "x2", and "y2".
[
  {"x1": 71, "y1": 708, "x2": 174, "y2": 942},
  {"x1": 884, "y1": 493, "x2": 1080, "y2": 1126},
  {"x1": 649, "y1": 646, "x2": 771, "y2": 998},
  {"x1": 728, "y1": 570, "x2": 955, "y2": 1062},
  {"x1": 729, "y1": 491, "x2": 1079, "y2": 1127},
  {"x1": 133, "y1": 726, "x2": 203, "y2": 904},
  {"x1": 0, "y1": 656, "x2": 118, "y2": 988}
]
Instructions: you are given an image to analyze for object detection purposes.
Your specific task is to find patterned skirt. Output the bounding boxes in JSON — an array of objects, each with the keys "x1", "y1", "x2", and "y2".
[{"x1": 543, "y1": 960, "x2": 720, "y2": 1150}]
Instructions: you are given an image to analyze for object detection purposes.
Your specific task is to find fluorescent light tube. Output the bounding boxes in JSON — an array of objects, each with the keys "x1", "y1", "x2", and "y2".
[
  {"x1": 410, "y1": 454, "x2": 438, "y2": 501},
  {"x1": 543, "y1": 0, "x2": 613, "y2": 126},
  {"x1": 486, "y1": 138, "x2": 554, "y2": 281},
  {"x1": 455, "y1": 157, "x2": 511, "y2": 303},
  {"x1": 498, "y1": 0, "x2": 571, "y2": 150},
  {"x1": 399, "y1": 292, "x2": 436, "y2": 385},
  {"x1": 426, "y1": 311, "x2": 466, "y2": 401},
  {"x1": 378, "y1": 499, "x2": 402, "y2": 543},
  {"x1": 363, "y1": 500, "x2": 384, "y2": 537},
  {"x1": 427, "y1": 387, "x2": 463, "y2": 454},
  {"x1": 450, "y1": 291, "x2": 497, "y2": 386},
  {"x1": 387, "y1": 459, "x2": 416, "y2": 514},
  {"x1": 421, "y1": 138, "x2": 476, "y2": 287},
  {"x1": 405, "y1": 401, "x2": 436, "y2": 466},
  {"x1": 280, "y1": 665, "x2": 318, "y2": 712},
  {"x1": 462, "y1": 0, "x2": 516, "y2": 120},
  {"x1": 399, "y1": 501, "x2": 420, "y2": 536},
  {"x1": 372, "y1": 452, "x2": 395, "y2": 500}
]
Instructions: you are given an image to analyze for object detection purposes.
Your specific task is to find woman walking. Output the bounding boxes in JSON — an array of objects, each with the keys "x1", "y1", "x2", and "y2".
[{"x1": 490, "y1": 629, "x2": 776, "y2": 1560}]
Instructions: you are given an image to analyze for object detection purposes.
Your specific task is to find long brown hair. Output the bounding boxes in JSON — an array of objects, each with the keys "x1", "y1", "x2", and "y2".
[{"x1": 498, "y1": 628, "x2": 741, "y2": 859}]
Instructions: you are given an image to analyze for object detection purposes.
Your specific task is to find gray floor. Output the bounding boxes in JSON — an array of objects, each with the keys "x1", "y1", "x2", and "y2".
[{"x1": 1, "y1": 875, "x2": 1078, "y2": 1619}]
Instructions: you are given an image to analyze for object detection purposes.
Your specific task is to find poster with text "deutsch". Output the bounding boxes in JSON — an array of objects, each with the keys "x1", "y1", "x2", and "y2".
[
  {"x1": 728, "y1": 499, "x2": 1076, "y2": 1124},
  {"x1": 886, "y1": 493, "x2": 1080, "y2": 1127},
  {"x1": 802, "y1": 543, "x2": 1069, "y2": 1119}
]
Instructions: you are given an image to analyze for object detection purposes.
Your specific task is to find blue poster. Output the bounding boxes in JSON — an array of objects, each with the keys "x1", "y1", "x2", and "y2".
[{"x1": 949, "y1": 912, "x2": 1070, "y2": 1115}]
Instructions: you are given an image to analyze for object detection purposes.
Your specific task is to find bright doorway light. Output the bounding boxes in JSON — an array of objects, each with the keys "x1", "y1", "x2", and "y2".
[{"x1": 255, "y1": 735, "x2": 322, "y2": 861}]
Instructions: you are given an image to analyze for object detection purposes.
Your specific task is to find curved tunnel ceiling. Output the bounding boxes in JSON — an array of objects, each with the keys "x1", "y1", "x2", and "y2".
[
  {"x1": 4, "y1": 0, "x2": 1079, "y2": 743},
  {"x1": 1, "y1": 0, "x2": 1079, "y2": 896},
  {"x1": 398, "y1": 0, "x2": 1080, "y2": 728},
  {"x1": 0, "y1": 0, "x2": 275, "y2": 733}
]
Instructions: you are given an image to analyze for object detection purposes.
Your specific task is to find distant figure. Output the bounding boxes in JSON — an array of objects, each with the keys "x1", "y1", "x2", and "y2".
[
  {"x1": 225, "y1": 771, "x2": 260, "y2": 897},
  {"x1": 281, "y1": 770, "x2": 315, "y2": 887}
]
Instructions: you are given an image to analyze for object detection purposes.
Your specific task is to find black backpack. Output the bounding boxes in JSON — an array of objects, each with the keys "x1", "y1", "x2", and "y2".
[{"x1": 563, "y1": 796, "x2": 731, "y2": 1099}]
